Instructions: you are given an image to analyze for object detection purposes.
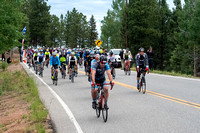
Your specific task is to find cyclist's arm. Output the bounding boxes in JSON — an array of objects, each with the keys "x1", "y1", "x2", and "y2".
[
  {"x1": 92, "y1": 69, "x2": 96, "y2": 83},
  {"x1": 75, "y1": 57, "x2": 77, "y2": 65},
  {"x1": 105, "y1": 63, "x2": 112, "y2": 82},
  {"x1": 135, "y1": 54, "x2": 139, "y2": 68},
  {"x1": 50, "y1": 56, "x2": 53, "y2": 66},
  {"x1": 68, "y1": 57, "x2": 71, "y2": 66},
  {"x1": 57, "y1": 57, "x2": 61, "y2": 66}
]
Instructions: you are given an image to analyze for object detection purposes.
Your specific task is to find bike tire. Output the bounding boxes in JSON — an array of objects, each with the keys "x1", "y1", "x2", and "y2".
[
  {"x1": 102, "y1": 95, "x2": 108, "y2": 122},
  {"x1": 142, "y1": 77, "x2": 146, "y2": 94},
  {"x1": 96, "y1": 102, "x2": 101, "y2": 118},
  {"x1": 139, "y1": 81, "x2": 142, "y2": 92},
  {"x1": 71, "y1": 74, "x2": 74, "y2": 83}
]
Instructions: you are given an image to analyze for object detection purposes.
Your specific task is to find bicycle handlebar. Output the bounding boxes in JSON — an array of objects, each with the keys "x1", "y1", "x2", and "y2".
[{"x1": 94, "y1": 82, "x2": 115, "y2": 90}]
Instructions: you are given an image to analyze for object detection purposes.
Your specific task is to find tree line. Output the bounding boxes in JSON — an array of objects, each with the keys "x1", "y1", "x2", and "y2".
[
  {"x1": 0, "y1": 0, "x2": 98, "y2": 52},
  {"x1": 101, "y1": 0, "x2": 200, "y2": 76}
]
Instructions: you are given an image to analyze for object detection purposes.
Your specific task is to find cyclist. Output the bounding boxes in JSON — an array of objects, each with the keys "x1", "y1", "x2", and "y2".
[
  {"x1": 91, "y1": 56, "x2": 113, "y2": 109},
  {"x1": 45, "y1": 49, "x2": 50, "y2": 67},
  {"x1": 75, "y1": 51, "x2": 80, "y2": 72},
  {"x1": 38, "y1": 50, "x2": 45, "y2": 74},
  {"x1": 79, "y1": 50, "x2": 83, "y2": 66},
  {"x1": 135, "y1": 48, "x2": 149, "y2": 89},
  {"x1": 123, "y1": 48, "x2": 132, "y2": 71},
  {"x1": 59, "y1": 52, "x2": 67, "y2": 77},
  {"x1": 26, "y1": 48, "x2": 33, "y2": 65},
  {"x1": 83, "y1": 49, "x2": 90, "y2": 74},
  {"x1": 108, "y1": 51, "x2": 116, "y2": 78},
  {"x1": 50, "y1": 52, "x2": 61, "y2": 79},
  {"x1": 86, "y1": 52, "x2": 95, "y2": 82},
  {"x1": 91, "y1": 54, "x2": 100, "y2": 70},
  {"x1": 33, "y1": 50, "x2": 39, "y2": 69},
  {"x1": 68, "y1": 52, "x2": 77, "y2": 80}
]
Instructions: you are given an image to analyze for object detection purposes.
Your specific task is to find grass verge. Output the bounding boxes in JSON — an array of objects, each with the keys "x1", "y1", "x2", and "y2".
[
  {"x1": 130, "y1": 67, "x2": 198, "y2": 79},
  {"x1": 0, "y1": 70, "x2": 50, "y2": 132}
]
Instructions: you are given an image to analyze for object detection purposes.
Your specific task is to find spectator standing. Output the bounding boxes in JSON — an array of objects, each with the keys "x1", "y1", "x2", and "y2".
[
  {"x1": 1, "y1": 52, "x2": 6, "y2": 62},
  {"x1": 119, "y1": 49, "x2": 124, "y2": 69},
  {"x1": 147, "y1": 46, "x2": 154, "y2": 70}
]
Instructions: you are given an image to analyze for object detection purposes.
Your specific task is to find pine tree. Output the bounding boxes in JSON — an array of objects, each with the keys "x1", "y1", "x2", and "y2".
[{"x1": 89, "y1": 15, "x2": 98, "y2": 48}]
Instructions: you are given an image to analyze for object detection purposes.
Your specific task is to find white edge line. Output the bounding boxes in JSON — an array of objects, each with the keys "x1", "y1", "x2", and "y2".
[
  {"x1": 22, "y1": 63, "x2": 83, "y2": 133},
  {"x1": 117, "y1": 69, "x2": 200, "y2": 81}
]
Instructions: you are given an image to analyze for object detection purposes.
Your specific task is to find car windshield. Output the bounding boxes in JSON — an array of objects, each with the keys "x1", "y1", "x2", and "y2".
[{"x1": 112, "y1": 50, "x2": 120, "y2": 55}]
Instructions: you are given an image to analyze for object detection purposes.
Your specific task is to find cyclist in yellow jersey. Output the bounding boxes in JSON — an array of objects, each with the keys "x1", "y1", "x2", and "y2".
[
  {"x1": 45, "y1": 49, "x2": 50, "y2": 64},
  {"x1": 59, "y1": 52, "x2": 67, "y2": 77}
]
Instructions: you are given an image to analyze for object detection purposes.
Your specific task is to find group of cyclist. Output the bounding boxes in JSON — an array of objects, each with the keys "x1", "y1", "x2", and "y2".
[{"x1": 26, "y1": 46, "x2": 149, "y2": 109}]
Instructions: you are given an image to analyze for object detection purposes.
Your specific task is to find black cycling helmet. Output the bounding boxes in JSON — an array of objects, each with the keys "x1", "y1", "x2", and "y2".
[
  {"x1": 100, "y1": 55, "x2": 107, "y2": 63},
  {"x1": 110, "y1": 51, "x2": 113, "y2": 55},
  {"x1": 139, "y1": 47, "x2": 145, "y2": 52},
  {"x1": 126, "y1": 48, "x2": 129, "y2": 51}
]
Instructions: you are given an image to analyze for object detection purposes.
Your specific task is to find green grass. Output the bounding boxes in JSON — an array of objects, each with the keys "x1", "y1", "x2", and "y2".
[{"x1": 0, "y1": 70, "x2": 48, "y2": 132}]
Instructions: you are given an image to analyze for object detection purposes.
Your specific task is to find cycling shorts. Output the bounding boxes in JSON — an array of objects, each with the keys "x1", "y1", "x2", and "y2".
[{"x1": 91, "y1": 80, "x2": 109, "y2": 90}]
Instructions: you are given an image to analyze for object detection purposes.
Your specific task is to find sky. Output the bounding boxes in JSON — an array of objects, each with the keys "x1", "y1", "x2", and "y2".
[{"x1": 47, "y1": 0, "x2": 184, "y2": 36}]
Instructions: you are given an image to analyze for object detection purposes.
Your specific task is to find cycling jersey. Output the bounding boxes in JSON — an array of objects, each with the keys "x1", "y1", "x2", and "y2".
[
  {"x1": 45, "y1": 52, "x2": 50, "y2": 55},
  {"x1": 69, "y1": 56, "x2": 77, "y2": 66},
  {"x1": 108, "y1": 55, "x2": 116, "y2": 62},
  {"x1": 124, "y1": 51, "x2": 131, "y2": 60},
  {"x1": 38, "y1": 53, "x2": 44, "y2": 63},
  {"x1": 33, "y1": 53, "x2": 38, "y2": 61},
  {"x1": 92, "y1": 62, "x2": 110, "y2": 82},
  {"x1": 59, "y1": 55, "x2": 66, "y2": 63},
  {"x1": 135, "y1": 53, "x2": 149, "y2": 67},
  {"x1": 50, "y1": 56, "x2": 61, "y2": 66}
]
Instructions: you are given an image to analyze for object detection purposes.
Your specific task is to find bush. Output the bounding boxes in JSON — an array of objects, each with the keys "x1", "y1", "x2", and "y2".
[{"x1": 0, "y1": 62, "x2": 8, "y2": 71}]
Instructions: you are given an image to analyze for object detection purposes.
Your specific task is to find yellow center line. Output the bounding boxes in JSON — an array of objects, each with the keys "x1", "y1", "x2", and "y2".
[{"x1": 78, "y1": 70, "x2": 200, "y2": 109}]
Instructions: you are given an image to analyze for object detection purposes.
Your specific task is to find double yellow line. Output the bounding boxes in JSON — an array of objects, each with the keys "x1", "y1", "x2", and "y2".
[{"x1": 78, "y1": 70, "x2": 200, "y2": 109}]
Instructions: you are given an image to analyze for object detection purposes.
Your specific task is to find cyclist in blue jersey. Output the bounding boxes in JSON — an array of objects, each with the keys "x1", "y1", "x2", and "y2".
[
  {"x1": 50, "y1": 52, "x2": 61, "y2": 79},
  {"x1": 91, "y1": 56, "x2": 113, "y2": 109}
]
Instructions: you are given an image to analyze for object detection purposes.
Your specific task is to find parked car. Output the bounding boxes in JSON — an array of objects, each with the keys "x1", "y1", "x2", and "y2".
[{"x1": 109, "y1": 49, "x2": 134, "y2": 68}]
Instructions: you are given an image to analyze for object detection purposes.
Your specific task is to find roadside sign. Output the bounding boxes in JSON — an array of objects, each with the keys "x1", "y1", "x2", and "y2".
[{"x1": 95, "y1": 39, "x2": 102, "y2": 47}]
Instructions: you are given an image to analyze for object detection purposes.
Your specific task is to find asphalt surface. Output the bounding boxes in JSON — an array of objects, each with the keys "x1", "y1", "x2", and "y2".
[{"x1": 23, "y1": 63, "x2": 200, "y2": 133}]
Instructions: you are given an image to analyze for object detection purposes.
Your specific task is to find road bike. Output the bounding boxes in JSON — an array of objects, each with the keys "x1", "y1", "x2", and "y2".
[
  {"x1": 71, "y1": 65, "x2": 75, "y2": 83},
  {"x1": 61, "y1": 63, "x2": 66, "y2": 79},
  {"x1": 46, "y1": 58, "x2": 49, "y2": 68},
  {"x1": 110, "y1": 62, "x2": 117, "y2": 79},
  {"x1": 52, "y1": 67, "x2": 58, "y2": 86},
  {"x1": 138, "y1": 68, "x2": 147, "y2": 94},
  {"x1": 34, "y1": 61, "x2": 38, "y2": 74},
  {"x1": 38, "y1": 62, "x2": 43, "y2": 77},
  {"x1": 124, "y1": 60, "x2": 131, "y2": 76},
  {"x1": 95, "y1": 82, "x2": 114, "y2": 122}
]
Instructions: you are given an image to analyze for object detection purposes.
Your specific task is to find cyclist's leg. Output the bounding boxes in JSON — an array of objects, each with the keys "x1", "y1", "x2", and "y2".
[
  {"x1": 103, "y1": 81, "x2": 109, "y2": 101},
  {"x1": 69, "y1": 65, "x2": 72, "y2": 79},
  {"x1": 137, "y1": 67, "x2": 141, "y2": 89}
]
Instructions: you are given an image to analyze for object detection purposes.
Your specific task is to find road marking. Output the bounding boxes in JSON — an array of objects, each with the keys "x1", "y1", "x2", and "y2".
[
  {"x1": 23, "y1": 63, "x2": 83, "y2": 133},
  {"x1": 78, "y1": 70, "x2": 200, "y2": 109},
  {"x1": 116, "y1": 69, "x2": 200, "y2": 81}
]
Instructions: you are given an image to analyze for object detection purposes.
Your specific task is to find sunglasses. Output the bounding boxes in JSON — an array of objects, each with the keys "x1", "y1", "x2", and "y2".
[{"x1": 100, "y1": 61, "x2": 106, "y2": 64}]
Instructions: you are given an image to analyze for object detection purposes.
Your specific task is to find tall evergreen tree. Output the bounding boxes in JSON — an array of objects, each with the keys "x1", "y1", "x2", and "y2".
[{"x1": 89, "y1": 15, "x2": 98, "y2": 47}]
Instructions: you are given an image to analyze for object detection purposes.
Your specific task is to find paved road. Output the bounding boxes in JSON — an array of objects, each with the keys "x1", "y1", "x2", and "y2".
[{"x1": 25, "y1": 64, "x2": 200, "y2": 133}]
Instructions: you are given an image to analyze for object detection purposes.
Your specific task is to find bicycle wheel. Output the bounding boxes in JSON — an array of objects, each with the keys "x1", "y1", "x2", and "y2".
[
  {"x1": 96, "y1": 102, "x2": 101, "y2": 118},
  {"x1": 139, "y1": 80, "x2": 142, "y2": 92},
  {"x1": 142, "y1": 77, "x2": 146, "y2": 94},
  {"x1": 71, "y1": 72, "x2": 74, "y2": 83},
  {"x1": 102, "y1": 95, "x2": 108, "y2": 122}
]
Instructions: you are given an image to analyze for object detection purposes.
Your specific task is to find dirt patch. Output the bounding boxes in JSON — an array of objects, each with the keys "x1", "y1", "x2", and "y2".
[
  {"x1": 0, "y1": 92, "x2": 31, "y2": 132},
  {"x1": 7, "y1": 64, "x2": 24, "y2": 73},
  {"x1": 0, "y1": 63, "x2": 54, "y2": 133}
]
